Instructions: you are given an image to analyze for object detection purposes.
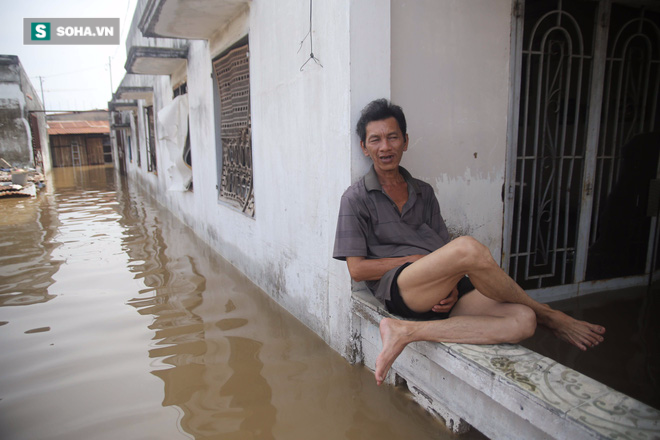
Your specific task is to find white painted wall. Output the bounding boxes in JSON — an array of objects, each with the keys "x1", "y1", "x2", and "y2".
[
  {"x1": 120, "y1": 0, "x2": 363, "y2": 355},
  {"x1": 391, "y1": 0, "x2": 513, "y2": 261},
  {"x1": 349, "y1": 0, "x2": 392, "y2": 181},
  {"x1": 217, "y1": 0, "x2": 353, "y2": 351},
  {"x1": 117, "y1": 0, "x2": 516, "y2": 357}
]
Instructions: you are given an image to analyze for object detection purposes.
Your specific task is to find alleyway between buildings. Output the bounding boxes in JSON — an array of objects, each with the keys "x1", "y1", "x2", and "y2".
[{"x1": 0, "y1": 165, "x2": 490, "y2": 440}]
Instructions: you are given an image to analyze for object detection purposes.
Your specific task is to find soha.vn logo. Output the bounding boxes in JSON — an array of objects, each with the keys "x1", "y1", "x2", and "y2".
[
  {"x1": 25, "y1": 18, "x2": 119, "y2": 45},
  {"x1": 31, "y1": 23, "x2": 50, "y2": 40},
  {"x1": 55, "y1": 25, "x2": 115, "y2": 37},
  {"x1": 31, "y1": 23, "x2": 114, "y2": 39}
]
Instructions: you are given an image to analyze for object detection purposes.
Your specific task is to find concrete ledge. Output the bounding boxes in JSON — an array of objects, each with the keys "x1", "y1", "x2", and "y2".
[{"x1": 350, "y1": 288, "x2": 660, "y2": 439}]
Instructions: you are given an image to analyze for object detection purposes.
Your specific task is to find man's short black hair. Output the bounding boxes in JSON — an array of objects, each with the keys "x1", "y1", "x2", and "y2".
[{"x1": 356, "y1": 98, "x2": 407, "y2": 143}]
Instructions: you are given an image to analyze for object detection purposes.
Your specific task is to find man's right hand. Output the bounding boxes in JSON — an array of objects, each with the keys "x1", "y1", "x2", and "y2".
[{"x1": 430, "y1": 286, "x2": 459, "y2": 313}]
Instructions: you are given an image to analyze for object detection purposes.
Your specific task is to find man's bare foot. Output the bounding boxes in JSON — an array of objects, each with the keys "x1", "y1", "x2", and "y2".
[
  {"x1": 540, "y1": 309, "x2": 605, "y2": 351},
  {"x1": 375, "y1": 318, "x2": 412, "y2": 386}
]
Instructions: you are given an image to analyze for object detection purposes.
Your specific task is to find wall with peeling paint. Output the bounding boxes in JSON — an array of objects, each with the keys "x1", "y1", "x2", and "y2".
[
  {"x1": 118, "y1": 0, "x2": 359, "y2": 356},
  {"x1": 0, "y1": 55, "x2": 50, "y2": 173},
  {"x1": 391, "y1": 0, "x2": 513, "y2": 261},
  {"x1": 116, "y1": 0, "x2": 516, "y2": 358}
]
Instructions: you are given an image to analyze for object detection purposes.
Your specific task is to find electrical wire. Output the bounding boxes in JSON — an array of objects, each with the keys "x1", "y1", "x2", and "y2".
[{"x1": 299, "y1": 0, "x2": 322, "y2": 71}]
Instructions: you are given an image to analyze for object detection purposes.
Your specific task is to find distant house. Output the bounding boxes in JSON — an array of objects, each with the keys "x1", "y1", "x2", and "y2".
[
  {"x1": 0, "y1": 55, "x2": 51, "y2": 174},
  {"x1": 47, "y1": 111, "x2": 112, "y2": 167}
]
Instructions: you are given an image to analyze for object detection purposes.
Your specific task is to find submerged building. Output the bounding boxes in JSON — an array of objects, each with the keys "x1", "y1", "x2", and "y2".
[
  {"x1": 47, "y1": 111, "x2": 113, "y2": 168},
  {"x1": 0, "y1": 55, "x2": 51, "y2": 174},
  {"x1": 110, "y1": 1, "x2": 660, "y2": 437}
]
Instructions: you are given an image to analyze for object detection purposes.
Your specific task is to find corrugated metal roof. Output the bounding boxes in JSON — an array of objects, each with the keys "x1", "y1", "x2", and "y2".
[
  {"x1": 0, "y1": 183, "x2": 37, "y2": 198},
  {"x1": 47, "y1": 120, "x2": 110, "y2": 135}
]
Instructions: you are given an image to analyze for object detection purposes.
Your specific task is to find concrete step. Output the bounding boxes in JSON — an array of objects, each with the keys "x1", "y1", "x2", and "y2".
[{"x1": 350, "y1": 288, "x2": 660, "y2": 439}]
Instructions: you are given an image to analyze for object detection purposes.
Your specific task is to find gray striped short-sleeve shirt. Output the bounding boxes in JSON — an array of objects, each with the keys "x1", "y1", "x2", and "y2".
[{"x1": 333, "y1": 166, "x2": 451, "y2": 303}]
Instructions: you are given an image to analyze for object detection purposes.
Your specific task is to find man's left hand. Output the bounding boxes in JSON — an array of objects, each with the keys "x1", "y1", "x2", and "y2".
[{"x1": 431, "y1": 286, "x2": 459, "y2": 313}]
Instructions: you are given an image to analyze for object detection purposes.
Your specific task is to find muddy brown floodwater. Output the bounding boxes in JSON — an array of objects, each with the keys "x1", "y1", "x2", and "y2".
[{"x1": 0, "y1": 166, "x2": 486, "y2": 440}]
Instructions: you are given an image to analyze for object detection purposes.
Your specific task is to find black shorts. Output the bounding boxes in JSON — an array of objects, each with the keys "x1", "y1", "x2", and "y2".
[{"x1": 385, "y1": 262, "x2": 475, "y2": 320}]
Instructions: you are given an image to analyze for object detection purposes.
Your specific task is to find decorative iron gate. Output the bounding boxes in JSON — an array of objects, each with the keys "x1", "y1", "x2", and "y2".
[{"x1": 505, "y1": 0, "x2": 660, "y2": 291}]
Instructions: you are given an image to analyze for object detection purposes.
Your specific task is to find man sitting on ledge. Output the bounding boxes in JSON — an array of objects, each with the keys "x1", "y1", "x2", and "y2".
[{"x1": 333, "y1": 98, "x2": 606, "y2": 386}]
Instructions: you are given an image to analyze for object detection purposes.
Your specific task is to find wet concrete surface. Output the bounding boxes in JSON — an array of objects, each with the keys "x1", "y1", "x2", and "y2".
[{"x1": 0, "y1": 166, "x2": 485, "y2": 439}]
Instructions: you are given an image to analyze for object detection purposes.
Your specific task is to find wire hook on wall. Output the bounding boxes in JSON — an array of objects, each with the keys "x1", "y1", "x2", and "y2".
[{"x1": 298, "y1": 0, "x2": 322, "y2": 71}]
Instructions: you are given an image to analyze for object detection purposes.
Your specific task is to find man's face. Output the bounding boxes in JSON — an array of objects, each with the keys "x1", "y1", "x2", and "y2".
[{"x1": 361, "y1": 117, "x2": 409, "y2": 173}]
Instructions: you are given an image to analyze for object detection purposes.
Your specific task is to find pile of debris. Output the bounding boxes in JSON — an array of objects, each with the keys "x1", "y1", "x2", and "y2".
[{"x1": 0, "y1": 159, "x2": 45, "y2": 198}]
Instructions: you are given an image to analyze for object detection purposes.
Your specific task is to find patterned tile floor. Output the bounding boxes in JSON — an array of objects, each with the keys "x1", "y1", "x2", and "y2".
[
  {"x1": 353, "y1": 285, "x2": 660, "y2": 439},
  {"x1": 449, "y1": 342, "x2": 660, "y2": 439}
]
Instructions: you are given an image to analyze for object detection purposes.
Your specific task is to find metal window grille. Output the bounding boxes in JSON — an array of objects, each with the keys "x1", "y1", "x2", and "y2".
[
  {"x1": 145, "y1": 106, "x2": 157, "y2": 173},
  {"x1": 136, "y1": 113, "x2": 141, "y2": 168},
  {"x1": 213, "y1": 43, "x2": 254, "y2": 217}
]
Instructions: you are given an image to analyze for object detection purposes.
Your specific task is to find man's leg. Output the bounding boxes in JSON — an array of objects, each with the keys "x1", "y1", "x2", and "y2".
[
  {"x1": 375, "y1": 290, "x2": 536, "y2": 385},
  {"x1": 396, "y1": 236, "x2": 605, "y2": 349}
]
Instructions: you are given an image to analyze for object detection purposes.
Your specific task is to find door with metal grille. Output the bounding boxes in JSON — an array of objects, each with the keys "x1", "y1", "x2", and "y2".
[
  {"x1": 504, "y1": 0, "x2": 660, "y2": 292},
  {"x1": 585, "y1": 4, "x2": 660, "y2": 281}
]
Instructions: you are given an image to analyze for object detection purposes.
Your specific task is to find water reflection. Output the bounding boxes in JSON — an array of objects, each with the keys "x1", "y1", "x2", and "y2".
[
  {"x1": 0, "y1": 195, "x2": 61, "y2": 307},
  {"x1": 114, "y1": 173, "x2": 454, "y2": 439},
  {"x1": 116, "y1": 185, "x2": 292, "y2": 438},
  {"x1": 522, "y1": 287, "x2": 660, "y2": 409},
  {"x1": 0, "y1": 166, "x2": 473, "y2": 440}
]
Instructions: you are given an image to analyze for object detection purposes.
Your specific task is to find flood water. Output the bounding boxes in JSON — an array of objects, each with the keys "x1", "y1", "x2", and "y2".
[
  {"x1": 522, "y1": 285, "x2": 660, "y2": 409},
  {"x1": 0, "y1": 166, "x2": 477, "y2": 440}
]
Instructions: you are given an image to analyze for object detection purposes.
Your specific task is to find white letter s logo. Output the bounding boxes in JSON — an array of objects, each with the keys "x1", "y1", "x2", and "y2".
[{"x1": 35, "y1": 24, "x2": 47, "y2": 39}]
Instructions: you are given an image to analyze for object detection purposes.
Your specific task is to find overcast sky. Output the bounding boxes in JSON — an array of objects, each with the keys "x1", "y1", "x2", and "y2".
[{"x1": 0, "y1": 0, "x2": 137, "y2": 112}]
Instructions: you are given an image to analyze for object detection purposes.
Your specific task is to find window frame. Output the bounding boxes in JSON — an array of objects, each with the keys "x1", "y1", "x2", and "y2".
[{"x1": 211, "y1": 36, "x2": 254, "y2": 217}]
